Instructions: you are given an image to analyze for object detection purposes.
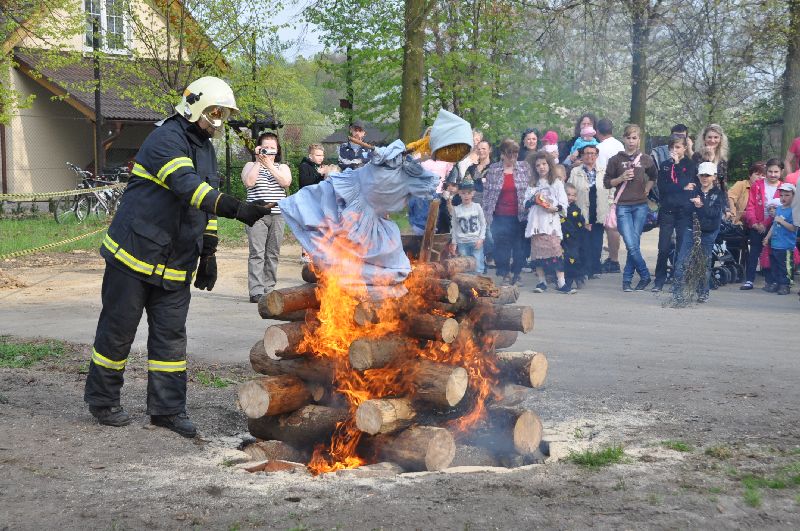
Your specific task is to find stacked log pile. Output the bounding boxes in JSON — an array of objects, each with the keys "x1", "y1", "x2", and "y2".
[{"x1": 237, "y1": 256, "x2": 548, "y2": 473}]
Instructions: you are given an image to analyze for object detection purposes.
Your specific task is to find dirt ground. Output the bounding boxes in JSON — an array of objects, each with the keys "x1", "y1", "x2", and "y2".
[{"x1": 1, "y1": 234, "x2": 800, "y2": 530}]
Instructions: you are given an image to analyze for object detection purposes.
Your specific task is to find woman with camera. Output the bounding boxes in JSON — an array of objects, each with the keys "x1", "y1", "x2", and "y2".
[{"x1": 242, "y1": 132, "x2": 292, "y2": 303}]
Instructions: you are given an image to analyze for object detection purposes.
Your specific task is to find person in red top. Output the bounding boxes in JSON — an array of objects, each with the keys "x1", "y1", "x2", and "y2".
[
  {"x1": 740, "y1": 158, "x2": 784, "y2": 289},
  {"x1": 783, "y1": 137, "x2": 800, "y2": 173},
  {"x1": 482, "y1": 139, "x2": 534, "y2": 285}
]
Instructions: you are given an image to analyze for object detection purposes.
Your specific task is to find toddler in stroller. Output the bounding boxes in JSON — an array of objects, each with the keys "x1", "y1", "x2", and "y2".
[{"x1": 709, "y1": 220, "x2": 747, "y2": 288}]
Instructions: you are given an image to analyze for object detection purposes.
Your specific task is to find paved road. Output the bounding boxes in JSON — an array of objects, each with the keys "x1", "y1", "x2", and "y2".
[{"x1": 2, "y1": 234, "x2": 799, "y2": 436}]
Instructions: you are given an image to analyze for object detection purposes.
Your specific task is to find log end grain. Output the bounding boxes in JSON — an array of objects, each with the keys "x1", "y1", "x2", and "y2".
[
  {"x1": 262, "y1": 326, "x2": 291, "y2": 360},
  {"x1": 441, "y1": 318, "x2": 460, "y2": 344},
  {"x1": 265, "y1": 290, "x2": 285, "y2": 316},
  {"x1": 513, "y1": 410, "x2": 543, "y2": 456},
  {"x1": 444, "y1": 281, "x2": 460, "y2": 304},
  {"x1": 425, "y1": 428, "x2": 457, "y2": 471},
  {"x1": 529, "y1": 352, "x2": 548, "y2": 388},
  {"x1": 519, "y1": 306, "x2": 534, "y2": 334},
  {"x1": 445, "y1": 366, "x2": 469, "y2": 407},
  {"x1": 238, "y1": 380, "x2": 271, "y2": 419}
]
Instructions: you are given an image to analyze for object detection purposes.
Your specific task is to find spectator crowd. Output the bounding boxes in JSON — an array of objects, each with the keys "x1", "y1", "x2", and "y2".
[{"x1": 242, "y1": 116, "x2": 800, "y2": 306}]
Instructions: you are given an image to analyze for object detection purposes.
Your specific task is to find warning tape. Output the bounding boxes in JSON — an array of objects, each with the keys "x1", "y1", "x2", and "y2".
[
  {"x1": 0, "y1": 183, "x2": 125, "y2": 201},
  {"x1": 0, "y1": 225, "x2": 107, "y2": 261}
]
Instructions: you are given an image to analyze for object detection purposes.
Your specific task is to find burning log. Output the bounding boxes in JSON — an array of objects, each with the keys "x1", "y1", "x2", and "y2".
[
  {"x1": 442, "y1": 256, "x2": 478, "y2": 277},
  {"x1": 470, "y1": 303, "x2": 534, "y2": 333},
  {"x1": 348, "y1": 336, "x2": 414, "y2": 371},
  {"x1": 352, "y1": 301, "x2": 379, "y2": 327},
  {"x1": 250, "y1": 340, "x2": 334, "y2": 384},
  {"x1": 262, "y1": 322, "x2": 313, "y2": 359},
  {"x1": 301, "y1": 263, "x2": 317, "y2": 283},
  {"x1": 465, "y1": 409, "x2": 544, "y2": 456},
  {"x1": 450, "y1": 273, "x2": 501, "y2": 298},
  {"x1": 261, "y1": 284, "x2": 319, "y2": 317},
  {"x1": 407, "y1": 277, "x2": 460, "y2": 304},
  {"x1": 257, "y1": 304, "x2": 307, "y2": 321},
  {"x1": 355, "y1": 398, "x2": 416, "y2": 435},
  {"x1": 247, "y1": 405, "x2": 349, "y2": 447},
  {"x1": 407, "y1": 313, "x2": 459, "y2": 343},
  {"x1": 481, "y1": 285, "x2": 520, "y2": 305},
  {"x1": 243, "y1": 440, "x2": 305, "y2": 463},
  {"x1": 412, "y1": 262, "x2": 446, "y2": 278},
  {"x1": 494, "y1": 351, "x2": 548, "y2": 388},
  {"x1": 369, "y1": 426, "x2": 456, "y2": 471},
  {"x1": 490, "y1": 330, "x2": 518, "y2": 350},
  {"x1": 413, "y1": 359, "x2": 468, "y2": 408},
  {"x1": 237, "y1": 375, "x2": 313, "y2": 418}
]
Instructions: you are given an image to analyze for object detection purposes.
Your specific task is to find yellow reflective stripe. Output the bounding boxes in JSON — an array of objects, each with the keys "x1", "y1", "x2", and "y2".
[
  {"x1": 132, "y1": 163, "x2": 170, "y2": 190},
  {"x1": 148, "y1": 359, "x2": 187, "y2": 372},
  {"x1": 102, "y1": 234, "x2": 119, "y2": 253},
  {"x1": 205, "y1": 219, "x2": 218, "y2": 231},
  {"x1": 190, "y1": 182, "x2": 213, "y2": 208},
  {"x1": 92, "y1": 348, "x2": 127, "y2": 370},
  {"x1": 162, "y1": 267, "x2": 186, "y2": 282},
  {"x1": 157, "y1": 157, "x2": 194, "y2": 181},
  {"x1": 115, "y1": 247, "x2": 155, "y2": 275}
]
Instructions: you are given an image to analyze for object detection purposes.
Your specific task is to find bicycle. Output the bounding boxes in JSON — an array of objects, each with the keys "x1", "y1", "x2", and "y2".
[{"x1": 53, "y1": 163, "x2": 126, "y2": 224}]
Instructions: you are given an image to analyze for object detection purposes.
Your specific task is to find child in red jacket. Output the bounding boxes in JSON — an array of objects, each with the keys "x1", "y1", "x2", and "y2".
[{"x1": 740, "y1": 158, "x2": 783, "y2": 290}]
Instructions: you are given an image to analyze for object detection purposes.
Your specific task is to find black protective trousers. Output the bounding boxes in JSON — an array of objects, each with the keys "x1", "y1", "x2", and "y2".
[{"x1": 84, "y1": 265, "x2": 191, "y2": 416}]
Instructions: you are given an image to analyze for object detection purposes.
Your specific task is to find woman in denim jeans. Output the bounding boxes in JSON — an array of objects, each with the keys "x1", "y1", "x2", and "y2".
[{"x1": 603, "y1": 124, "x2": 659, "y2": 292}]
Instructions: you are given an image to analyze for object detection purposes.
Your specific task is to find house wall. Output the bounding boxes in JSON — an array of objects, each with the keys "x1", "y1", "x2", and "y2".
[
  {"x1": 6, "y1": 67, "x2": 94, "y2": 193},
  {"x1": 17, "y1": 0, "x2": 179, "y2": 59}
]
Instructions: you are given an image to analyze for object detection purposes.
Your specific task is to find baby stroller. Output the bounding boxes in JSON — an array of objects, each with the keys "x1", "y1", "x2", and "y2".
[{"x1": 710, "y1": 221, "x2": 747, "y2": 288}]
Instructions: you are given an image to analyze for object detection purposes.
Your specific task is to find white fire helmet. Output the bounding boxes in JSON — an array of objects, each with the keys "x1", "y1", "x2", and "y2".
[{"x1": 176, "y1": 76, "x2": 239, "y2": 134}]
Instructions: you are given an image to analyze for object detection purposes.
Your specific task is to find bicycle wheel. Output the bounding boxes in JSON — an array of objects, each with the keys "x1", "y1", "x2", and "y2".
[
  {"x1": 54, "y1": 196, "x2": 77, "y2": 224},
  {"x1": 75, "y1": 196, "x2": 90, "y2": 223},
  {"x1": 93, "y1": 197, "x2": 111, "y2": 221}
]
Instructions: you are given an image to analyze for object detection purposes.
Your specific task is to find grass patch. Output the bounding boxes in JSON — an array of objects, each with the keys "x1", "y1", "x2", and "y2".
[
  {"x1": 662, "y1": 440, "x2": 693, "y2": 452},
  {"x1": 0, "y1": 336, "x2": 68, "y2": 368},
  {"x1": 741, "y1": 474, "x2": 788, "y2": 490},
  {"x1": 0, "y1": 214, "x2": 108, "y2": 255},
  {"x1": 389, "y1": 210, "x2": 410, "y2": 233},
  {"x1": 743, "y1": 485, "x2": 762, "y2": 507},
  {"x1": 705, "y1": 445, "x2": 733, "y2": 459},
  {"x1": 217, "y1": 217, "x2": 247, "y2": 246},
  {"x1": 568, "y1": 445, "x2": 624, "y2": 468},
  {"x1": 194, "y1": 370, "x2": 233, "y2": 389},
  {"x1": 708, "y1": 486, "x2": 725, "y2": 494}
]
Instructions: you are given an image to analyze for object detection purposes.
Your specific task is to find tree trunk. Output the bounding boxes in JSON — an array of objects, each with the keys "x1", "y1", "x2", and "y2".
[
  {"x1": 399, "y1": 0, "x2": 427, "y2": 143},
  {"x1": 413, "y1": 359, "x2": 469, "y2": 408},
  {"x1": 407, "y1": 278, "x2": 460, "y2": 303},
  {"x1": 349, "y1": 336, "x2": 414, "y2": 370},
  {"x1": 450, "y1": 273, "x2": 500, "y2": 297},
  {"x1": 629, "y1": 0, "x2": 649, "y2": 142},
  {"x1": 262, "y1": 322, "x2": 312, "y2": 359},
  {"x1": 237, "y1": 375, "x2": 312, "y2": 418},
  {"x1": 490, "y1": 330, "x2": 518, "y2": 350},
  {"x1": 369, "y1": 425, "x2": 456, "y2": 471},
  {"x1": 262, "y1": 284, "x2": 319, "y2": 317},
  {"x1": 407, "y1": 313, "x2": 460, "y2": 343},
  {"x1": 356, "y1": 398, "x2": 417, "y2": 435},
  {"x1": 783, "y1": 0, "x2": 800, "y2": 153},
  {"x1": 249, "y1": 340, "x2": 334, "y2": 384},
  {"x1": 469, "y1": 303, "x2": 534, "y2": 333},
  {"x1": 494, "y1": 351, "x2": 548, "y2": 388},
  {"x1": 247, "y1": 405, "x2": 349, "y2": 447}
]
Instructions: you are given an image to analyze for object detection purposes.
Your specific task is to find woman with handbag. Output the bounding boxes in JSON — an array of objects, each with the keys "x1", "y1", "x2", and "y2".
[{"x1": 603, "y1": 124, "x2": 659, "y2": 292}]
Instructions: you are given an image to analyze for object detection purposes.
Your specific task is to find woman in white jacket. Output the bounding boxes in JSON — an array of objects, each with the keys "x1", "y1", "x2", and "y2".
[
  {"x1": 524, "y1": 152, "x2": 572, "y2": 293},
  {"x1": 567, "y1": 144, "x2": 611, "y2": 277}
]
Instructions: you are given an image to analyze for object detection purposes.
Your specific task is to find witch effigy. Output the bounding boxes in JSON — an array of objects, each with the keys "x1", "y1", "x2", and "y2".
[{"x1": 279, "y1": 109, "x2": 473, "y2": 298}]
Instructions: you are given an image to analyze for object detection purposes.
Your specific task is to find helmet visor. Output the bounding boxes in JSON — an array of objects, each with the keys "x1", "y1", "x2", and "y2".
[{"x1": 202, "y1": 105, "x2": 232, "y2": 127}]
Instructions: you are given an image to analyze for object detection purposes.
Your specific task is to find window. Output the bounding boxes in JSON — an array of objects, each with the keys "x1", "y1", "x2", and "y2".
[{"x1": 85, "y1": 0, "x2": 127, "y2": 52}]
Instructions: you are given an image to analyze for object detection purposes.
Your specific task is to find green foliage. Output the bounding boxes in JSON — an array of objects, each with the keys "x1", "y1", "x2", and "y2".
[
  {"x1": 194, "y1": 370, "x2": 232, "y2": 388},
  {"x1": 743, "y1": 484, "x2": 762, "y2": 507},
  {"x1": 727, "y1": 98, "x2": 783, "y2": 182},
  {"x1": 0, "y1": 336, "x2": 67, "y2": 368},
  {"x1": 568, "y1": 445, "x2": 625, "y2": 468},
  {"x1": 662, "y1": 440, "x2": 693, "y2": 452}
]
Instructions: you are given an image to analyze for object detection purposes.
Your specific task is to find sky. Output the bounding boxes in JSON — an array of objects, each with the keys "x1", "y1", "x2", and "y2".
[{"x1": 273, "y1": 1, "x2": 323, "y2": 60}]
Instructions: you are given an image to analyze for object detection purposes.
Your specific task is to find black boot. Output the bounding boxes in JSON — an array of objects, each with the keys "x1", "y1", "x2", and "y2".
[
  {"x1": 89, "y1": 405, "x2": 132, "y2": 427},
  {"x1": 151, "y1": 412, "x2": 197, "y2": 438}
]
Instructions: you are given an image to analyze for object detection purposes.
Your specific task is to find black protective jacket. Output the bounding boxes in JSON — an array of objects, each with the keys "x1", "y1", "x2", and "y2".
[{"x1": 100, "y1": 115, "x2": 221, "y2": 290}]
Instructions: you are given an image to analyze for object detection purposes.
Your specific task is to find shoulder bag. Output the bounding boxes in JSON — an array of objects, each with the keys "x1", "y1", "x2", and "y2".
[{"x1": 604, "y1": 181, "x2": 627, "y2": 230}]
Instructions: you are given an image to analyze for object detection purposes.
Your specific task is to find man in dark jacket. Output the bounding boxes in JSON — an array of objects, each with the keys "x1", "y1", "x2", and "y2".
[{"x1": 84, "y1": 77, "x2": 272, "y2": 437}]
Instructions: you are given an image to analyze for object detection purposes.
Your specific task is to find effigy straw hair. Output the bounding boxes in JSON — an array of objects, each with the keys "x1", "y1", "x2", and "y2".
[
  {"x1": 668, "y1": 215, "x2": 709, "y2": 308},
  {"x1": 405, "y1": 135, "x2": 432, "y2": 158},
  {"x1": 434, "y1": 143, "x2": 470, "y2": 163}
]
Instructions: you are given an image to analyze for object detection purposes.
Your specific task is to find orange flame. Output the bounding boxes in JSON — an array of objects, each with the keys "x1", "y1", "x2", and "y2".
[{"x1": 300, "y1": 215, "x2": 499, "y2": 474}]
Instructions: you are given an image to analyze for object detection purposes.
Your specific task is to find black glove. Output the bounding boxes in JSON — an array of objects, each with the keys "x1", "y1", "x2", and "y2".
[
  {"x1": 215, "y1": 194, "x2": 274, "y2": 227},
  {"x1": 194, "y1": 254, "x2": 217, "y2": 291},
  {"x1": 201, "y1": 232, "x2": 218, "y2": 256}
]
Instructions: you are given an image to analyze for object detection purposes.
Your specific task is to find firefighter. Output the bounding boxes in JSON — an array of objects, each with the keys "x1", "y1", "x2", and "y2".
[{"x1": 84, "y1": 76, "x2": 272, "y2": 437}]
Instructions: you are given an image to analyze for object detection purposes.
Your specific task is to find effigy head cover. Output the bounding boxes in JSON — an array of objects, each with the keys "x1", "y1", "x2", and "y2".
[{"x1": 429, "y1": 109, "x2": 473, "y2": 162}]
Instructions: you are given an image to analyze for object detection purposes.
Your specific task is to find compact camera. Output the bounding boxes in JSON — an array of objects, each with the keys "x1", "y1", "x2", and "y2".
[{"x1": 259, "y1": 148, "x2": 277, "y2": 156}]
